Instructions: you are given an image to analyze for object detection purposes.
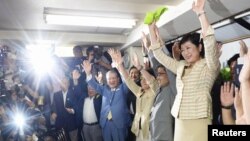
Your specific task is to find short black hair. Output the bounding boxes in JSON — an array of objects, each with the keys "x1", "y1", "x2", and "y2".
[
  {"x1": 180, "y1": 32, "x2": 204, "y2": 58},
  {"x1": 86, "y1": 46, "x2": 94, "y2": 56},
  {"x1": 129, "y1": 66, "x2": 138, "y2": 73},
  {"x1": 156, "y1": 64, "x2": 166, "y2": 72},
  {"x1": 227, "y1": 54, "x2": 239, "y2": 66}
]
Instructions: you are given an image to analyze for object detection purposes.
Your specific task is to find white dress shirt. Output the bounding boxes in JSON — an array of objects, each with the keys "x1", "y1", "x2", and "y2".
[
  {"x1": 83, "y1": 97, "x2": 98, "y2": 123},
  {"x1": 62, "y1": 90, "x2": 68, "y2": 106}
]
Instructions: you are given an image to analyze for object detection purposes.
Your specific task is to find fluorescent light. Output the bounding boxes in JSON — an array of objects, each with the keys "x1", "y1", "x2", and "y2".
[
  {"x1": 212, "y1": 19, "x2": 232, "y2": 29},
  {"x1": 45, "y1": 14, "x2": 136, "y2": 28},
  {"x1": 234, "y1": 11, "x2": 250, "y2": 19}
]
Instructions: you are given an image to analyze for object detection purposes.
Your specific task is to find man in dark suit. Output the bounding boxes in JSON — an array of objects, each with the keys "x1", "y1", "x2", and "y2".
[
  {"x1": 81, "y1": 85, "x2": 103, "y2": 141},
  {"x1": 51, "y1": 76, "x2": 78, "y2": 141},
  {"x1": 71, "y1": 68, "x2": 88, "y2": 141}
]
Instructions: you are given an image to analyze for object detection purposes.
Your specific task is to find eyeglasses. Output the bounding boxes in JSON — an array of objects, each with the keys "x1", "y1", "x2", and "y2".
[{"x1": 157, "y1": 72, "x2": 166, "y2": 76}]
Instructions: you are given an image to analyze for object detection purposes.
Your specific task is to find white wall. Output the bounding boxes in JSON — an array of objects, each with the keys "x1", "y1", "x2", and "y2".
[{"x1": 219, "y1": 38, "x2": 250, "y2": 67}]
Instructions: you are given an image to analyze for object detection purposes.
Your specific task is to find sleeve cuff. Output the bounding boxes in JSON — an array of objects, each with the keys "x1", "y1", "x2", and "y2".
[
  {"x1": 150, "y1": 42, "x2": 162, "y2": 51},
  {"x1": 203, "y1": 26, "x2": 215, "y2": 38}
]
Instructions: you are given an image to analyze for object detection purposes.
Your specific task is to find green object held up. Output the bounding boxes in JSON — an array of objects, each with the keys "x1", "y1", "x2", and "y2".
[
  {"x1": 154, "y1": 7, "x2": 168, "y2": 21},
  {"x1": 144, "y1": 12, "x2": 155, "y2": 25},
  {"x1": 144, "y1": 7, "x2": 168, "y2": 25}
]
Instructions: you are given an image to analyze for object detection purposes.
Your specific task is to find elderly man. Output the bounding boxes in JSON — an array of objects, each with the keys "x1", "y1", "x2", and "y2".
[{"x1": 82, "y1": 60, "x2": 130, "y2": 141}]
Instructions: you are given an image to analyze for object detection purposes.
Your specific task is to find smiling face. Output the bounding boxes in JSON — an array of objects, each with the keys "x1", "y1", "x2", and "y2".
[
  {"x1": 87, "y1": 85, "x2": 97, "y2": 97},
  {"x1": 140, "y1": 78, "x2": 149, "y2": 90},
  {"x1": 180, "y1": 41, "x2": 202, "y2": 65},
  {"x1": 106, "y1": 71, "x2": 120, "y2": 89},
  {"x1": 156, "y1": 66, "x2": 169, "y2": 87},
  {"x1": 129, "y1": 67, "x2": 140, "y2": 81}
]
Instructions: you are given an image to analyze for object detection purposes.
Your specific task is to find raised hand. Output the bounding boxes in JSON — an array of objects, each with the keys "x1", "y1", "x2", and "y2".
[
  {"x1": 108, "y1": 48, "x2": 115, "y2": 60},
  {"x1": 172, "y1": 41, "x2": 181, "y2": 61},
  {"x1": 72, "y1": 69, "x2": 81, "y2": 80},
  {"x1": 82, "y1": 60, "x2": 92, "y2": 75},
  {"x1": 239, "y1": 40, "x2": 248, "y2": 57},
  {"x1": 141, "y1": 32, "x2": 150, "y2": 53},
  {"x1": 220, "y1": 82, "x2": 234, "y2": 107},
  {"x1": 131, "y1": 53, "x2": 141, "y2": 69},
  {"x1": 108, "y1": 48, "x2": 123, "y2": 66},
  {"x1": 239, "y1": 42, "x2": 250, "y2": 83},
  {"x1": 148, "y1": 21, "x2": 158, "y2": 45},
  {"x1": 115, "y1": 50, "x2": 123, "y2": 65},
  {"x1": 95, "y1": 71, "x2": 103, "y2": 84},
  {"x1": 234, "y1": 87, "x2": 246, "y2": 124},
  {"x1": 192, "y1": 0, "x2": 206, "y2": 14}
]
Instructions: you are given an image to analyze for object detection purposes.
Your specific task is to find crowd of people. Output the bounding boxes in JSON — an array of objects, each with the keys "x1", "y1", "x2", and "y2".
[{"x1": 0, "y1": 0, "x2": 249, "y2": 141}]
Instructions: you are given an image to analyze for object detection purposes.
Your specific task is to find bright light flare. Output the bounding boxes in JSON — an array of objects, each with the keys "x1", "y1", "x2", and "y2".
[
  {"x1": 26, "y1": 44, "x2": 55, "y2": 76},
  {"x1": 14, "y1": 112, "x2": 25, "y2": 129}
]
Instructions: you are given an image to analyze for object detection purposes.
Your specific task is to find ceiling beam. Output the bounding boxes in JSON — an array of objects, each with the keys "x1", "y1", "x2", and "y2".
[
  {"x1": 0, "y1": 30, "x2": 126, "y2": 47},
  {"x1": 234, "y1": 18, "x2": 250, "y2": 31},
  {"x1": 122, "y1": 0, "x2": 250, "y2": 49},
  {"x1": 121, "y1": 0, "x2": 192, "y2": 49}
]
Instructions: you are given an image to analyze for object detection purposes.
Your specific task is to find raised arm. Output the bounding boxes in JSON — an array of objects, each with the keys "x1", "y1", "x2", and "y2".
[
  {"x1": 132, "y1": 52, "x2": 155, "y2": 83},
  {"x1": 148, "y1": 22, "x2": 178, "y2": 74},
  {"x1": 82, "y1": 60, "x2": 104, "y2": 95},
  {"x1": 239, "y1": 41, "x2": 250, "y2": 124},
  {"x1": 193, "y1": 0, "x2": 209, "y2": 37},
  {"x1": 234, "y1": 87, "x2": 246, "y2": 124},
  {"x1": 220, "y1": 82, "x2": 235, "y2": 125},
  {"x1": 108, "y1": 48, "x2": 142, "y2": 97},
  {"x1": 193, "y1": 0, "x2": 220, "y2": 71}
]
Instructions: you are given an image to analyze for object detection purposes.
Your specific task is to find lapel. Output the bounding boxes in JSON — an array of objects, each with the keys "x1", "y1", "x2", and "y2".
[
  {"x1": 154, "y1": 87, "x2": 162, "y2": 103},
  {"x1": 177, "y1": 59, "x2": 206, "y2": 79},
  {"x1": 60, "y1": 91, "x2": 64, "y2": 101},
  {"x1": 176, "y1": 61, "x2": 186, "y2": 85}
]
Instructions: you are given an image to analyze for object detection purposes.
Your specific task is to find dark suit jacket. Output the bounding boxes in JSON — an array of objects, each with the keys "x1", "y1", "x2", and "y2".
[
  {"x1": 52, "y1": 89, "x2": 77, "y2": 132},
  {"x1": 71, "y1": 73, "x2": 88, "y2": 127},
  {"x1": 78, "y1": 94, "x2": 102, "y2": 125}
]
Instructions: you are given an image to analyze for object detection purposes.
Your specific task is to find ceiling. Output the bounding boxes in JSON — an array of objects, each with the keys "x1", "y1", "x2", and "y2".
[{"x1": 0, "y1": 0, "x2": 249, "y2": 52}]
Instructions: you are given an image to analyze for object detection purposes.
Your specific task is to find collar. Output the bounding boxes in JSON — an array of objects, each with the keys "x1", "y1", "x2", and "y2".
[
  {"x1": 184, "y1": 58, "x2": 206, "y2": 67},
  {"x1": 62, "y1": 90, "x2": 68, "y2": 95}
]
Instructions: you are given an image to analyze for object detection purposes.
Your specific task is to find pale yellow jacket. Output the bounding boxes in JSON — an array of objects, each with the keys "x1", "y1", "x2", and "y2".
[
  {"x1": 124, "y1": 76, "x2": 158, "y2": 140},
  {"x1": 151, "y1": 26, "x2": 220, "y2": 119}
]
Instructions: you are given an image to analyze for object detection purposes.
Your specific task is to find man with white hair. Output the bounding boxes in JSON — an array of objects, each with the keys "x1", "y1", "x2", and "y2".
[{"x1": 83, "y1": 60, "x2": 130, "y2": 141}]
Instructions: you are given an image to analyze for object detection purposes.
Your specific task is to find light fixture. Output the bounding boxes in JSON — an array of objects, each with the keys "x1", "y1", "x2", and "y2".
[
  {"x1": 44, "y1": 14, "x2": 137, "y2": 28},
  {"x1": 234, "y1": 11, "x2": 250, "y2": 19},
  {"x1": 212, "y1": 19, "x2": 232, "y2": 29}
]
